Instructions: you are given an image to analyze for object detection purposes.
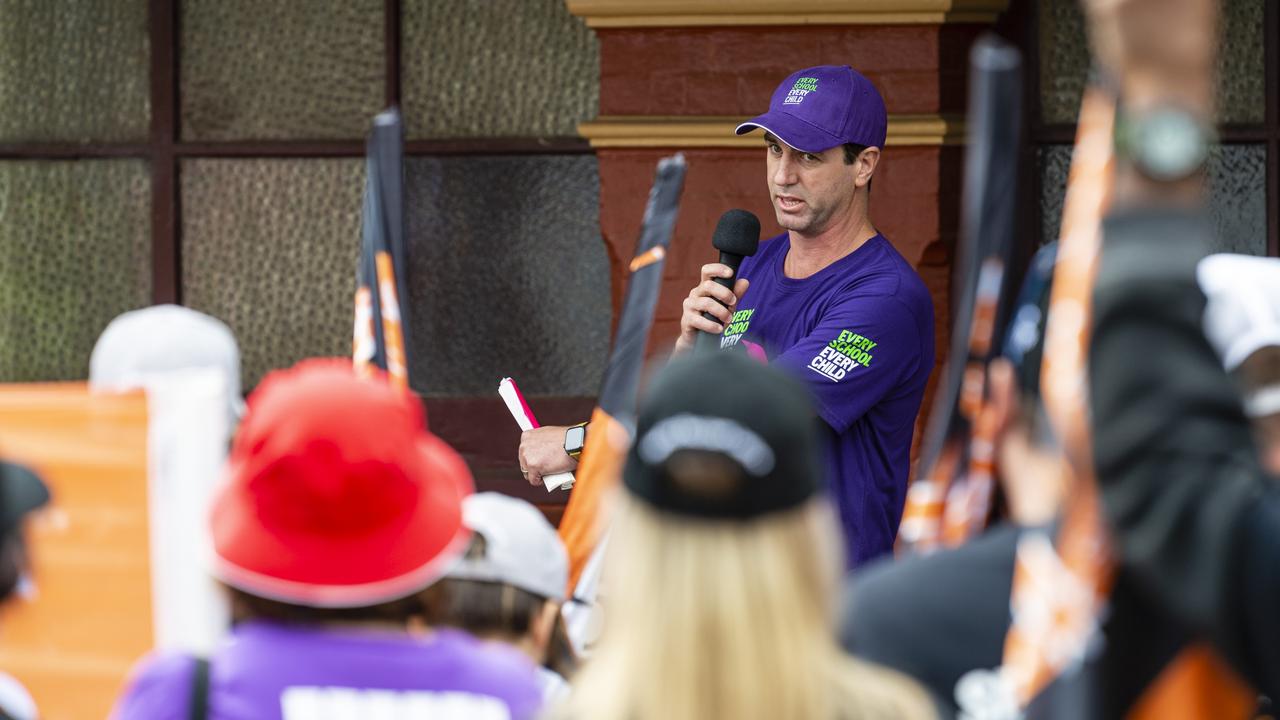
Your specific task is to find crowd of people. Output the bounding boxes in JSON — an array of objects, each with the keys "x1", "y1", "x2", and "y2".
[{"x1": 0, "y1": 0, "x2": 1273, "y2": 717}]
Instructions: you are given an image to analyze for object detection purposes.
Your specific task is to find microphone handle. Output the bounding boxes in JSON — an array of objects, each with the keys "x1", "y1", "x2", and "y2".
[{"x1": 695, "y1": 252, "x2": 744, "y2": 354}]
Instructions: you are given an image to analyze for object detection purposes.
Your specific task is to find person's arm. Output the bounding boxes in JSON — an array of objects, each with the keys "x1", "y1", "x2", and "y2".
[
  {"x1": 1085, "y1": 0, "x2": 1280, "y2": 692},
  {"x1": 1091, "y1": 209, "x2": 1280, "y2": 692},
  {"x1": 526, "y1": 257, "x2": 750, "y2": 486},
  {"x1": 770, "y1": 293, "x2": 925, "y2": 434},
  {"x1": 109, "y1": 652, "x2": 198, "y2": 720}
]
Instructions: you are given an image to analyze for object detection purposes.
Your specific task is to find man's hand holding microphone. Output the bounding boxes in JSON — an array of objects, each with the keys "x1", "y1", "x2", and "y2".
[{"x1": 674, "y1": 209, "x2": 761, "y2": 355}]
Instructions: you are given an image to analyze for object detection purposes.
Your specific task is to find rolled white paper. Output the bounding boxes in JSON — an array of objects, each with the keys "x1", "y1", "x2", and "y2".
[{"x1": 499, "y1": 377, "x2": 575, "y2": 492}]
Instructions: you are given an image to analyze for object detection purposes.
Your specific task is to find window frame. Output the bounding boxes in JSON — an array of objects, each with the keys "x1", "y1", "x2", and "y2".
[
  {"x1": 0, "y1": 0, "x2": 594, "y2": 306},
  {"x1": 1017, "y1": 0, "x2": 1278, "y2": 258}
]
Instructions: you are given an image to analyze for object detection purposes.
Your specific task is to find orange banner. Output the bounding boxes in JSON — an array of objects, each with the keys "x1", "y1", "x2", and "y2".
[
  {"x1": 558, "y1": 407, "x2": 628, "y2": 591},
  {"x1": 0, "y1": 383, "x2": 152, "y2": 720}
]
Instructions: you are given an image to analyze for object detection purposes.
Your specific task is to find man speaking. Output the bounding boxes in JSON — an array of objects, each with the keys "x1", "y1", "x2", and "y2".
[
  {"x1": 676, "y1": 65, "x2": 934, "y2": 567},
  {"x1": 520, "y1": 65, "x2": 933, "y2": 567}
]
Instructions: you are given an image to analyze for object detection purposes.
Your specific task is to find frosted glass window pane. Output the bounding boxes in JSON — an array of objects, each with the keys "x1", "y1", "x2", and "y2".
[
  {"x1": 1205, "y1": 145, "x2": 1267, "y2": 256},
  {"x1": 0, "y1": 1, "x2": 149, "y2": 142},
  {"x1": 181, "y1": 0, "x2": 384, "y2": 140},
  {"x1": 1038, "y1": 0, "x2": 1265, "y2": 124},
  {"x1": 1039, "y1": 144, "x2": 1267, "y2": 256},
  {"x1": 0, "y1": 161, "x2": 152, "y2": 381},
  {"x1": 402, "y1": 0, "x2": 599, "y2": 138},
  {"x1": 181, "y1": 159, "x2": 363, "y2": 389},
  {"x1": 404, "y1": 155, "x2": 608, "y2": 395}
]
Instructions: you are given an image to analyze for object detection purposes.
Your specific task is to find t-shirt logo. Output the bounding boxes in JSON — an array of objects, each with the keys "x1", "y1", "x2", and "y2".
[
  {"x1": 720, "y1": 307, "x2": 756, "y2": 349},
  {"x1": 280, "y1": 687, "x2": 512, "y2": 719},
  {"x1": 808, "y1": 329, "x2": 876, "y2": 382},
  {"x1": 784, "y1": 77, "x2": 819, "y2": 106}
]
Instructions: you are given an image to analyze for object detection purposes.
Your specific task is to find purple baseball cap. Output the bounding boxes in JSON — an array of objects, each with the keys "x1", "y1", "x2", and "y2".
[{"x1": 735, "y1": 65, "x2": 887, "y2": 153}]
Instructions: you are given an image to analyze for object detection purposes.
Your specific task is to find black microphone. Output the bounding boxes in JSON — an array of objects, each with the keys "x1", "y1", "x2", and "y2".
[{"x1": 696, "y1": 209, "x2": 761, "y2": 353}]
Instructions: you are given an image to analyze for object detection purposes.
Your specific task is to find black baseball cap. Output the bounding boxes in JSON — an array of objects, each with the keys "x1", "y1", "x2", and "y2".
[
  {"x1": 0, "y1": 461, "x2": 50, "y2": 536},
  {"x1": 623, "y1": 352, "x2": 822, "y2": 520}
]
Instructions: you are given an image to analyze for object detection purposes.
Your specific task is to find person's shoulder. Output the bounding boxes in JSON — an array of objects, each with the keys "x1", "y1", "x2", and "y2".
[
  {"x1": 438, "y1": 630, "x2": 535, "y2": 675},
  {"x1": 759, "y1": 231, "x2": 788, "y2": 251},
  {"x1": 843, "y1": 524, "x2": 1020, "y2": 645},
  {"x1": 840, "y1": 526, "x2": 1021, "y2": 713},
  {"x1": 539, "y1": 704, "x2": 577, "y2": 720},
  {"x1": 109, "y1": 650, "x2": 199, "y2": 720},
  {"x1": 831, "y1": 655, "x2": 941, "y2": 720},
  {"x1": 430, "y1": 631, "x2": 543, "y2": 707},
  {"x1": 873, "y1": 236, "x2": 932, "y2": 297},
  {"x1": 836, "y1": 235, "x2": 933, "y2": 320},
  {"x1": 536, "y1": 667, "x2": 572, "y2": 705}
]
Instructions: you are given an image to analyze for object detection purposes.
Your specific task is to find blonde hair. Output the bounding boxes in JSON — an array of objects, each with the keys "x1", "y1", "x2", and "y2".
[{"x1": 559, "y1": 496, "x2": 934, "y2": 720}]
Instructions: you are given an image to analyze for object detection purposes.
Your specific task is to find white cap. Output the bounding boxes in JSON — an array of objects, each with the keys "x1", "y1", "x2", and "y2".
[
  {"x1": 89, "y1": 305, "x2": 245, "y2": 423},
  {"x1": 1198, "y1": 254, "x2": 1280, "y2": 418},
  {"x1": 1198, "y1": 254, "x2": 1280, "y2": 372},
  {"x1": 448, "y1": 492, "x2": 568, "y2": 602}
]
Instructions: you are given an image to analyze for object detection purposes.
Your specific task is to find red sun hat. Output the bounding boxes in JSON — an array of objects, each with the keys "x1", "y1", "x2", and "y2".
[{"x1": 211, "y1": 359, "x2": 473, "y2": 608}]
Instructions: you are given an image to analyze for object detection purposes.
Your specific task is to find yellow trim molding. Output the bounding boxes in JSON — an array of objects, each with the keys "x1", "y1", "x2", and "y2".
[
  {"x1": 578, "y1": 115, "x2": 966, "y2": 148},
  {"x1": 565, "y1": 0, "x2": 1008, "y2": 27}
]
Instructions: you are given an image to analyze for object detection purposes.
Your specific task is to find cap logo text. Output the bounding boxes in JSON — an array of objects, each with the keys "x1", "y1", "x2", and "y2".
[{"x1": 784, "y1": 77, "x2": 819, "y2": 106}]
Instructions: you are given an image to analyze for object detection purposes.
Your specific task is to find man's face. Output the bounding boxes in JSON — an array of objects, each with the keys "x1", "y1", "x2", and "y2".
[{"x1": 764, "y1": 133, "x2": 859, "y2": 237}]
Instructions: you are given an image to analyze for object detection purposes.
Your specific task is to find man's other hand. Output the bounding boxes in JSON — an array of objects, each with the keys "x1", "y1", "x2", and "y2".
[
  {"x1": 674, "y1": 263, "x2": 750, "y2": 354},
  {"x1": 519, "y1": 425, "x2": 577, "y2": 487}
]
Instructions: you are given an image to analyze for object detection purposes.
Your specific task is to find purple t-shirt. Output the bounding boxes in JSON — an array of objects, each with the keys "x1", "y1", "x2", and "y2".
[
  {"x1": 109, "y1": 622, "x2": 544, "y2": 720},
  {"x1": 725, "y1": 232, "x2": 934, "y2": 566}
]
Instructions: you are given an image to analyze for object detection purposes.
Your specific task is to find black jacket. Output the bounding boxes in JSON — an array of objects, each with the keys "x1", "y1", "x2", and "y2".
[
  {"x1": 840, "y1": 206, "x2": 1261, "y2": 718},
  {"x1": 1091, "y1": 207, "x2": 1279, "y2": 696},
  {"x1": 842, "y1": 523, "x2": 1189, "y2": 719}
]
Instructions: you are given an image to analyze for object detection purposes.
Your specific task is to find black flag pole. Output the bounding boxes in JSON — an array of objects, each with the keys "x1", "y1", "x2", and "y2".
[
  {"x1": 353, "y1": 109, "x2": 411, "y2": 390},
  {"x1": 558, "y1": 153, "x2": 687, "y2": 592},
  {"x1": 898, "y1": 35, "x2": 1023, "y2": 553}
]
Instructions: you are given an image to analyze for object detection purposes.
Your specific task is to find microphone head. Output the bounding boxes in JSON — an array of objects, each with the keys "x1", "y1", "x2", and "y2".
[{"x1": 712, "y1": 209, "x2": 761, "y2": 258}]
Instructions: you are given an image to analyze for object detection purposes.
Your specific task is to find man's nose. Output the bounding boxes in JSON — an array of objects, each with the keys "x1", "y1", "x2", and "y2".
[{"x1": 773, "y1": 154, "x2": 797, "y2": 187}]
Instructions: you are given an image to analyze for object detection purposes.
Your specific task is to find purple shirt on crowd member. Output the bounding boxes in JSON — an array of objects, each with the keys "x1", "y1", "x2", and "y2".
[
  {"x1": 110, "y1": 622, "x2": 544, "y2": 720},
  {"x1": 723, "y1": 232, "x2": 934, "y2": 567}
]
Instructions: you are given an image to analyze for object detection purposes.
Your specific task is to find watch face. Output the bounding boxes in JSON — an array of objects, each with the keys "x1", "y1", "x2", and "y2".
[
  {"x1": 1136, "y1": 110, "x2": 1209, "y2": 182},
  {"x1": 566, "y1": 425, "x2": 587, "y2": 453}
]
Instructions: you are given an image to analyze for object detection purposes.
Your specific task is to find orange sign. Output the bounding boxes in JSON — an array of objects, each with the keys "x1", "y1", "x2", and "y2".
[{"x1": 0, "y1": 383, "x2": 152, "y2": 720}]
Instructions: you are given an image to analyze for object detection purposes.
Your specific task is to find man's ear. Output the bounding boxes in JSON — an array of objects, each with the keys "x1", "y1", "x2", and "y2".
[{"x1": 855, "y1": 147, "x2": 881, "y2": 189}]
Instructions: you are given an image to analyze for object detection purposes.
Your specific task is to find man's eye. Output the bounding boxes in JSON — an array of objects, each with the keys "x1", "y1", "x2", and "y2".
[
  {"x1": 803, "y1": 153, "x2": 820, "y2": 162},
  {"x1": 767, "y1": 143, "x2": 781, "y2": 153}
]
